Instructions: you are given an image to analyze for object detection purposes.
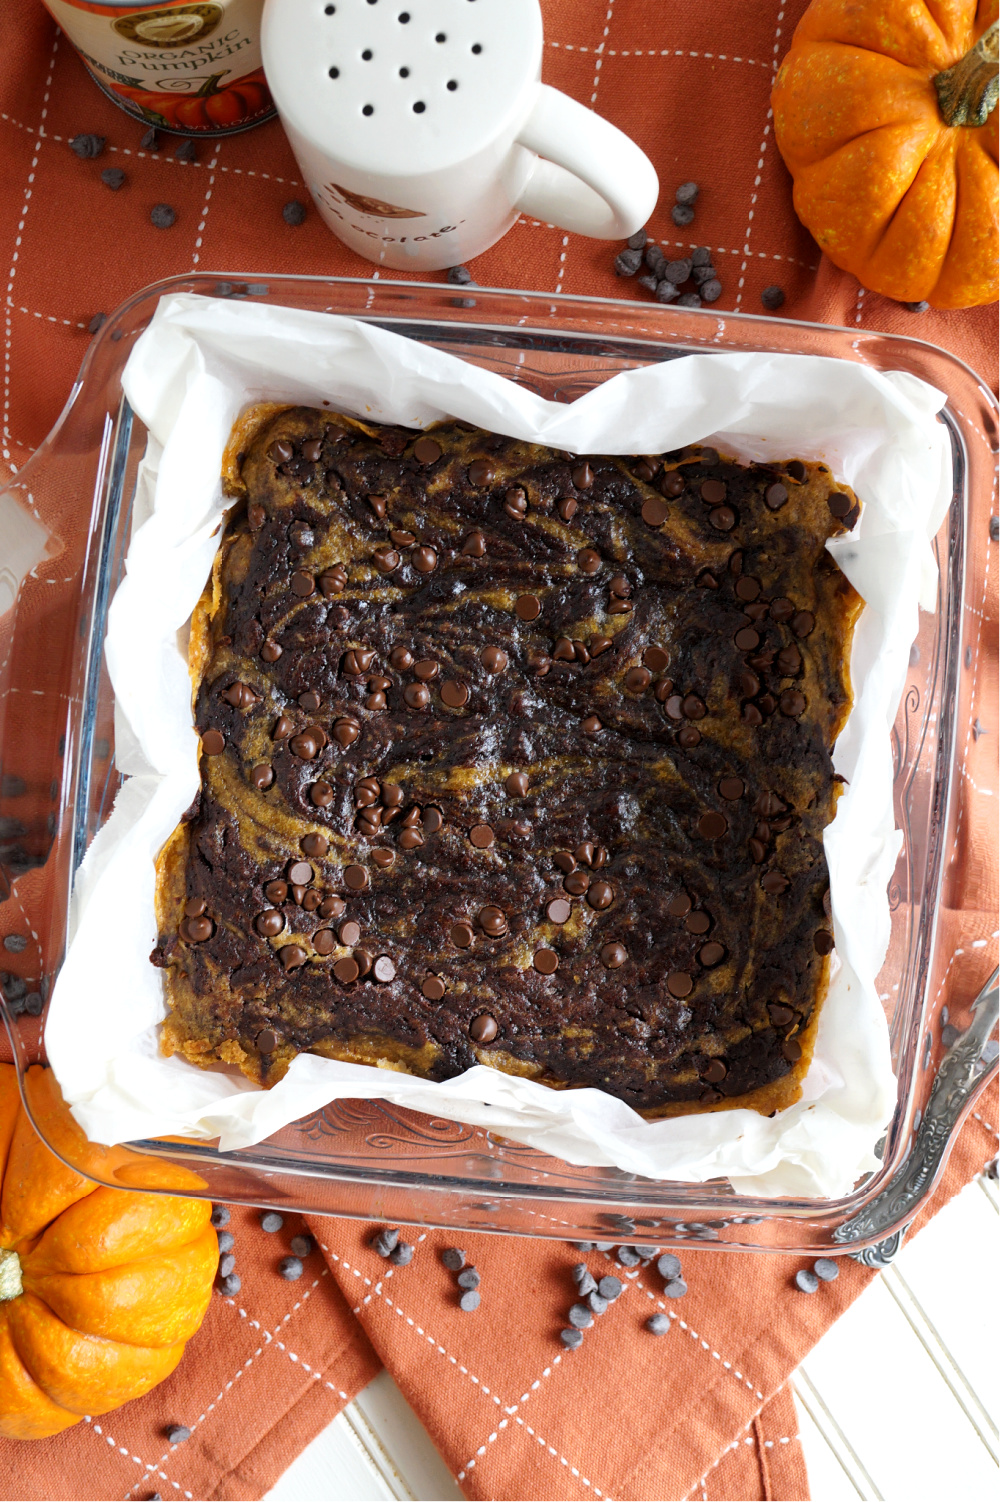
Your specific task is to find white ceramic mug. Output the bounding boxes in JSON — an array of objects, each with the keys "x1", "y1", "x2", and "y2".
[{"x1": 261, "y1": 0, "x2": 658, "y2": 272}]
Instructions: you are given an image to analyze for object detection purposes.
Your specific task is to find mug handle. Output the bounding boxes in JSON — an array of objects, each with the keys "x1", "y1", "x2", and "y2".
[{"x1": 513, "y1": 84, "x2": 659, "y2": 240}]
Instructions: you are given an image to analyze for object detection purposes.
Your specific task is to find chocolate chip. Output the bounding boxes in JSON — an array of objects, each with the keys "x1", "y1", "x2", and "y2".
[
  {"x1": 761, "y1": 285, "x2": 786, "y2": 310},
  {"x1": 344, "y1": 865, "x2": 369, "y2": 890},
  {"x1": 404, "y1": 683, "x2": 431, "y2": 709},
  {"x1": 290, "y1": 570, "x2": 315, "y2": 597},
  {"x1": 682, "y1": 694, "x2": 706, "y2": 719},
  {"x1": 685, "y1": 911, "x2": 710, "y2": 934},
  {"x1": 101, "y1": 166, "x2": 126, "y2": 190},
  {"x1": 768, "y1": 1003, "x2": 796, "y2": 1027},
  {"x1": 645, "y1": 1313, "x2": 670, "y2": 1336},
  {"x1": 748, "y1": 836, "x2": 767, "y2": 861},
  {"x1": 826, "y1": 491, "x2": 852, "y2": 519},
  {"x1": 210, "y1": 1206, "x2": 231, "y2": 1228},
  {"x1": 791, "y1": 611, "x2": 815, "y2": 638},
  {"x1": 468, "y1": 459, "x2": 493, "y2": 487},
  {"x1": 664, "y1": 1278, "x2": 688, "y2": 1298},
  {"x1": 697, "y1": 811, "x2": 728, "y2": 839},
  {"x1": 599, "y1": 942, "x2": 626, "y2": 969},
  {"x1": 481, "y1": 646, "x2": 507, "y2": 674},
  {"x1": 457, "y1": 1266, "x2": 481, "y2": 1290},
  {"x1": 183, "y1": 916, "x2": 214, "y2": 943},
  {"x1": 319, "y1": 567, "x2": 347, "y2": 597},
  {"x1": 200, "y1": 730, "x2": 225, "y2": 756},
  {"x1": 88, "y1": 312, "x2": 107, "y2": 335},
  {"x1": 414, "y1": 436, "x2": 442, "y2": 464},
  {"x1": 709, "y1": 506, "x2": 736, "y2": 531},
  {"x1": 470, "y1": 824, "x2": 495, "y2": 849},
  {"x1": 166, "y1": 1425, "x2": 191, "y2": 1445},
  {"x1": 780, "y1": 689, "x2": 806, "y2": 717},
  {"x1": 217, "y1": 1273, "x2": 241, "y2": 1296},
  {"x1": 279, "y1": 944, "x2": 308, "y2": 971},
  {"x1": 699, "y1": 942, "x2": 725, "y2": 967},
  {"x1": 785, "y1": 460, "x2": 806, "y2": 483},
  {"x1": 547, "y1": 898, "x2": 572, "y2": 924},
  {"x1": 678, "y1": 727, "x2": 701, "y2": 747},
  {"x1": 505, "y1": 771, "x2": 529, "y2": 796},
  {"x1": 312, "y1": 929, "x2": 336, "y2": 955},
  {"x1": 581, "y1": 714, "x2": 603, "y2": 734},
  {"x1": 469, "y1": 1013, "x2": 498, "y2": 1043},
  {"x1": 782, "y1": 1038, "x2": 803, "y2": 1062},
  {"x1": 337, "y1": 919, "x2": 361, "y2": 948},
  {"x1": 700, "y1": 479, "x2": 727, "y2": 505},
  {"x1": 533, "y1": 948, "x2": 559, "y2": 974},
  {"x1": 571, "y1": 462, "x2": 594, "y2": 490},
  {"x1": 184, "y1": 897, "x2": 207, "y2": 918},
  {"x1": 251, "y1": 764, "x2": 275, "y2": 790},
  {"x1": 560, "y1": 1327, "x2": 583, "y2": 1348},
  {"x1": 625, "y1": 666, "x2": 652, "y2": 693},
  {"x1": 615, "y1": 247, "x2": 643, "y2": 276},
  {"x1": 412, "y1": 546, "x2": 437, "y2": 573},
  {"x1": 451, "y1": 922, "x2": 475, "y2": 948},
  {"x1": 764, "y1": 482, "x2": 788, "y2": 511},
  {"x1": 333, "y1": 956, "x2": 360, "y2": 984},
  {"x1": 795, "y1": 1268, "x2": 819, "y2": 1293},
  {"x1": 373, "y1": 956, "x2": 396, "y2": 982},
  {"x1": 374, "y1": 548, "x2": 400, "y2": 573},
  {"x1": 70, "y1": 132, "x2": 105, "y2": 158},
  {"x1": 297, "y1": 690, "x2": 322, "y2": 712},
  {"x1": 814, "y1": 929, "x2": 835, "y2": 955},
  {"x1": 442, "y1": 1247, "x2": 466, "y2": 1271},
  {"x1": 586, "y1": 881, "x2": 614, "y2": 911},
  {"x1": 598, "y1": 1275, "x2": 622, "y2": 1301},
  {"x1": 423, "y1": 807, "x2": 443, "y2": 833},
  {"x1": 255, "y1": 910, "x2": 285, "y2": 938},
  {"x1": 515, "y1": 594, "x2": 541, "y2": 621},
  {"x1": 777, "y1": 645, "x2": 802, "y2": 676},
  {"x1": 734, "y1": 627, "x2": 760, "y2": 652},
  {"x1": 461, "y1": 530, "x2": 486, "y2": 557},
  {"x1": 667, "y1": 971, "x2": 693, "y2": 998},
  {"x1": 300, "y1": 833, "x2": 328, "y2": 859},
  {"x1": 260, "y1": 1210, "x2": 284, "y2": 1233},
  {"x1": 277, "y1": 1255, "x2": 304, "y2": 1281},
  {"x1": 701, "y1": 280, "x2": 723, "y2": 303},
  {"x1": 642, "y1": 496, "x2": 669, "y2": 527},
  {"x1": 422, "y1": 975, "x2": 446, "y2": 1000},
  {"x1": 576, "y1": 548, "x2": 602, "y2": 575},
  {"x1": 319, "y1": 894, "x2": 346, "y2": 919},
  {"x1": 761, "y1": 871, "x2": 790, "y2": 895},
  {"x1": 814, "y1": 1258, "x2": 839, "y2": 1282},
  {"x1": 371, "y1": 1227, "x2": 399, "y2": 1256}
]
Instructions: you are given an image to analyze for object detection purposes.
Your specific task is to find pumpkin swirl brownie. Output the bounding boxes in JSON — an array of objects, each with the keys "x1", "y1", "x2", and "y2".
[{"x1": 152, "y1": 406, "x2": 863, "y2": 1117}]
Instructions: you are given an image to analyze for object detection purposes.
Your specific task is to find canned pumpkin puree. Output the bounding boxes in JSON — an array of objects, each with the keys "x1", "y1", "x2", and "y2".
[{"x1": 43, "y1": 0, "x2": 274, "y2": 134}]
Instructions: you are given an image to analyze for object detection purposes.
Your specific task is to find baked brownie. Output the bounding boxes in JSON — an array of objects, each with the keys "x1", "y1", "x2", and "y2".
[{"x1": 152, "y1": 405, "x2": 862, "y2": 1116}]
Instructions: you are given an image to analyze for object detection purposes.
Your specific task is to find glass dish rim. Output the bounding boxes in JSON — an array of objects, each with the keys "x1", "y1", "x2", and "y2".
[{"x1": 3, "y1": 271, "x2": 997, "y2": 1251}]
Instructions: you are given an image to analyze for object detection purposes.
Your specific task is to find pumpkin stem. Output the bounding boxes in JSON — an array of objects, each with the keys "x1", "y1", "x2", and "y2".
[
  {"x1": 934, "y1": 19, "x2": 999, "y2": 127},
  {"x1": 0, "y1": 1248, "x2": 22, "y2": 1302},
  {"x1": 195, "y1": 71, "x2": 230, "y2": 100}
]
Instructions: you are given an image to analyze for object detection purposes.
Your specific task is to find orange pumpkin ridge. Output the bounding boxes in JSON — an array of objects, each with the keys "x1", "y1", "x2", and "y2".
[
  {"x1": 772, "y1": 0, "x2": 999, "y2": 309},
  {"x1": 0, "y1": 1064, "x2": 215, "y2": 1440}
]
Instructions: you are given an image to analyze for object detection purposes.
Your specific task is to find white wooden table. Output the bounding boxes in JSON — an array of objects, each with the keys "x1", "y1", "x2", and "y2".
[{"x1": 266, "y1": 1174, "x2": 998, "y2": 1502}]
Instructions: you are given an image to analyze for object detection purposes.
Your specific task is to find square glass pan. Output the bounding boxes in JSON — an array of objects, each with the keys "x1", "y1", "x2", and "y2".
[{"x1": 1, "y1": 274, "x2": 996, "y2": 1256}]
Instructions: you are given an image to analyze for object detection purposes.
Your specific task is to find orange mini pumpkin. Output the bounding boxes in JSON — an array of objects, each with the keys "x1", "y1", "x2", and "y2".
[
  {"x1": 772, "y1": 0, "x2": 999, "y2": 308},
  {"x1": 0, "y1": 1064, "x2": 216, "y2": 1440}
]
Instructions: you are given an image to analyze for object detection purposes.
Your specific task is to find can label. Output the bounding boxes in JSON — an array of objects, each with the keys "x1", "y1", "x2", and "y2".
[{"x1": 43, "y1": 0, "x2": 273, "y2": 134}]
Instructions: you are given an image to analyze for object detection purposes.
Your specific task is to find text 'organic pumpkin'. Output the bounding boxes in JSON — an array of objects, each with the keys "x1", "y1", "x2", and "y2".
[
  {"x1": 0, "y1": 1064, "x2": 215, "y2": 1440},
  {"x1": 772, "y1": 0, "x2": 999, "y2": 308}
]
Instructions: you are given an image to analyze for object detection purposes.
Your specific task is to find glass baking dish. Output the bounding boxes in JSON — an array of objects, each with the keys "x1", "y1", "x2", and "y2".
[{"x1": 1, "y1": 274, "x2": 996, "y2": 1256}]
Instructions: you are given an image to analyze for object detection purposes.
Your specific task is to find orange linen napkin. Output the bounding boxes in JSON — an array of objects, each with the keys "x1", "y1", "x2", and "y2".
[{"x1": 0, "y1": 2, "x2": 996, "y2": 1498}]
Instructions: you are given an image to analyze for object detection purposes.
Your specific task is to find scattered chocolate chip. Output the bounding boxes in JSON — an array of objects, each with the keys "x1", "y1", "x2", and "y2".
[
  {"x1": 795, "y1": 1268, "x2": 819, "y2": 1293},
  {"x1": 699, "y1": 942, "x2": 726, "y2": 968},
  {"x1": 505, "y1": 771, "x2": 529, "y2": 796},
  {"x1": 451, "y1": 922, "x2": 475, "y2": 948},
  {"x1": 625, "y1": 666, "x2": 652, "y2": 693},
  {"x1": 441, "y1": 1247, "x2": 467, "y2": 1271},
  {"x1": 461, "y1": 530, "x2": 486, "y2": 557},
  {"x1": 734, "y1": 627, "x2": 760, "y2": 651},
  {"x1": 166, "y1": 1425, "x2": 191, "y2": 1445},
  {"x1": 373, "y1": 956, "x2": 396, "y2": 982},
  {"x1": 470, "y1": 824, "x2": 495, "y2": 849},
  {"x1": 371, "y1": 1227, "x2": 399, "y2": 1257},
  {"x1": 279, "y1": 1255, "x2": 304, "y2": 1280},
  {"x1": 210, "y1": 1206, "x2": 231, "y2": 1228},
  {"x1": 251, "y1": 764, "x2": 275, "y2": 790},
  {"x1": 515, "y1": 593, "x2": 541, "y2": 620},
  {"x1": 481, "y1": 646, "x2": 508, "y2": 674},
  {"x1": 334, "y1": 956, "x2": 360, "y2": 983},
  {"x1": 581, "y1": 715, "x2": 603, "y2": 734},
  {"x1": 791, "y1": 611, "x2": 815, "y2": 638},
  {"x1": 782, "y1": 1038, "x2": 803, "y2": 1063},
  {"x1": 709, "y1": 506, "x2": 736, "y2": 531},
  {"x1": 572, "y1": 462, "x2": 594, "y2": 490},
  {"x1": 765, "y1": 482, "x2": 788, "y2": 511},
  {"x1": 344, "y1": 865, "x2": 369, "y2": 890},
  {"x1": 678, "y1": 727, "x2": 702, "y2": 747},
  {"x1": 685, "y1": 911, "x2": 710, "y2": 934},
  {"x1": 664, "y1": 1278, "x2": 688, "y2": 1298},
  {"x1": 646, "y1": 1313, "x2": 670, "y2": 1335},
  {"x1": 761, "y1": 870, "x2": 790, "y2": 895},
  {"x1": 642, "y1": 496, "x2": 669, "y2": 527},
  {"x1": 546, "y1": 899, "x2": 572, "y2": 924},
  {"x1": 301, "y1": 832, "x2": 328, "y2": 858},
  {"x1": 422, "y1": 975, "x2": 446, "y2": 1000},
  {"x1": 200, "y1": 730, "x2": 225, "y2": 756},
  {"x1": 457, "y1": 1266, "x2": 481, "y2": 1290},
  {"x1": 780, "y1": 689, "x2": 806, "y2": 717},
  {"x1": 701, "y1": 280, "x2": 723, "y2": 303},
  {"x1": 150, "y1": 203, "x2": 176, "y2": 229},
  {"x1": 598, "y1": 1275, "x2": 622, "y2": 1301},
  {"x1": 374, "y1": 547, "x2": 401, "y2": 573},
  {"x1": 700, "y1": 479, "x2": 727, "y2": 505},
  {"x1": 70, "y1": 132, "x2": 106, "y2": 159},
  {"x1": 586, "y1": 880, "x2": 614, "y2": 910},
  {"x1": 667, "y1": 971, "x2": 693, "y2": 998},
  {"x1": 469, "y1": 1013, "x2": 498, "y2": 1043},
  {"x1": 312, "y1": 929, "x2": 336, "y2": 955},
  {"x1": 423, "y1": 807, "x2": 443, "y2": 833},
  {"x1": 576, "y1": 548, "x2": 602, "y2": 574},
  {"x1": 533, "y1": 948, "x2": 559, "y2": 974},
  {"x1": 255, "y1": 910, "x2": 285, "y2": 938},
  {"x1": 682, "y1": 694, "x2": 706, "y2": 719},
  {"x1": 813, "y1": 929, "x2": 835, "y2": 955},
  {"x1": 404, "y1": 683, "x2": 431, "y2": 709},
  {"x1": 217, "y1": 1273, "x2": 241, "y2": 1296},
  {"x1": 468, "y1": 459, "x2": 493, "y2": 487},
  {"x1": 814, "y1": 1258, "x2": 839, "y2": 1282},
  {"x1": 560, "y1": 1327, "x2": 583, "y2": 1348},
  {"x1": 697, "y1": 811, "x2": 727, "y2": 839},
  {"x1": 101, "y1": 166, "x2": 126, "y2": 190},
  {"x1": 615, "y1": 247, "x2": 643, "y2": 276},
  {"x1": 260, "y1": 1211, "x2": 284, "y2": 1233},
  {"x1": 601, "y1": 942, "x2": 627, "y2": 968},
  {"x1": 761, "y1": 285, "x2": 786, "y2": 310},
  {"x1": 279, "y1": 944, "x2": 308, "y2": 971}
]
